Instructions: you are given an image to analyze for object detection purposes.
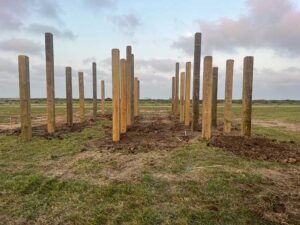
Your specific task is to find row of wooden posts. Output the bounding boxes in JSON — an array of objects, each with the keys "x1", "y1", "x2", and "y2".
[
  {"x1": 171, "y1": 32, "x2": 254, "y2": 140},
  {"x1": 111, "y1": 47, "x2": 140, "y2": 142},
  {"x1": 18, "y1": 33, "x2": 106, "y2": 141}
]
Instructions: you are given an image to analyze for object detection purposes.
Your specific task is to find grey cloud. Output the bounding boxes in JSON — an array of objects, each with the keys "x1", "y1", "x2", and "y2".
[
  {"x1": 83, "y1": 0, "x2": 118, "y2": 9},
  {"x1": 26, "y1": 24, "x2": 77, "y2": 40},
  {"x1": 109, "y1": 14, "x2": 141, "y2": 35},
  {"x1": 83, "y1": 57, "x2": 97, "y2": 65},
  {"x1": 136, "y1": 58, "x2": 177, "y2": 73},
  {"x1": 0, "y1": 38, "x2": 42, "y2": 55}
]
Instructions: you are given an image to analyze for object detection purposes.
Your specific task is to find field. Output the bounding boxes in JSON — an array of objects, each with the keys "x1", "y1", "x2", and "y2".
[{"x1": 0, "y1": 100, "x2": 300, "y2": 225}]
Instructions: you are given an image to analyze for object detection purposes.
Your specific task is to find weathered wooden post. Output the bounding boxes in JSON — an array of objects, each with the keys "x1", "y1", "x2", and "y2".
[
  {"x1": 134, "y1": 78, "x2": 138, "y2": 117},
  {"x1": 78, "y1": 72, "x2": 85, "y2": 123},
  {"x1": 174, "y1": 63, "x2": 179, "y2": 115},
  {"x1": 18, "y1": 55, "x2": 32, "y2": 141},
  {"x1": 212, "y1": 67, "x2": 218, "y2": 129},
  {"x1": 120, "y1": 59, "x2": 127, "y2": 133},
  {"x1": 192, "y1": 32, "x2": 202, "y2": 131},
  {"x1": 131, "y1": 54, "x2": 135, "y2": 122},
  {"x1": 172, "y1": 77, "x2": 175, "y2": 113},
  {"x1": 224, "y1": 60, "x2": 234, "y2": 134},
  {"x1": 126, "y1": 46, "x2": 132, "y2": 127},
  {"x1": 101, "y1": 80, "x2": 105, "y2": 115},
  {"x1": 92, "y1": 62, "x2": 97, "y2": 120},
  {"x1": 66, "y1": 67, "x2": 73, "y2": 126},
  {"x1": 45, "y1": 32, "x2": 55, "y2": 134},
  {"x1": 241, "y1": 56, "x2": 254, "y2": 137},
  {"x1": 180, "y1": 72, "x2": 185, "y2": 123},
  {"x1": 137, "y1": 80, "x2": 140, "y2": 116},
  {"x1": 112, "y1": 49, "x2": 120, "y2": 142},
  {"x1": 185, "y1": 62, "x2": 191, "y2": 126},
  {"x1": 202, "y1": 56, "x2": 213, "y2": 140}
]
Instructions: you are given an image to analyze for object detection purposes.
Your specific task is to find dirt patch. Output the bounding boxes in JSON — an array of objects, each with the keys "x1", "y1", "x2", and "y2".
[
  {"x1": 87, "y1": 113, "x2": 198, "y2": 153},
  {"x1": 254, "y1": 119, "x2": 300, "y2": 132},
  {"x1": 209, "y1": 135, "x2": 300, "y2": 163}
]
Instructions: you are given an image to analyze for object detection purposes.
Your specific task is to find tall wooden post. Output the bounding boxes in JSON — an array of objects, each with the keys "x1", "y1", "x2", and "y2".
[
  {"x1": 134, "y1": 78, "x2": 138, "y2": 117},
  {"x1": 101, "y1": 80, "x2": 105, "y2": 115},
  {"x1": 45, "y1": 32, "x2": 55, "y2": 134},
  {"x1": 66, "y1": 67, "x2": 73, "y2": 126},
  {"x1": 224, "y1": 60, "x2": 234, "y2": 134},
  {"x1": 174, "y1": 63, "x2": 179, "y2": 115},
  {"x1": 192, "y1": 32, "x2": 202, "y2": 131},
  {"x1": 212, "y1": 67, "x2": 218, "y2": 129},
  {"x1": 78, "y1": 72, "x2": 85, "y2": 123},
  {"x1": 202, "y1": 56, "x2": 213, "y2": 140},
  {"x1": 172, "y1": 77, "x2": 175, "y2": 113},
  {"x1": 18, "y1": 55, "x2": 32, "y2": 141},
  {"x1": 185, "y1": 62, "x2": 191, "y2": 126},
  {"x1": 137, "y1": 80, "x2": 140, "y2": 116},
  {"x1": 131, "y1": 54, "x2": 135, "y2": 122},
  {"x1": 180, "y1": 72, "x2": 185, "y2": 123},
  {"x1": 126, "y1": 46, "x2": 132, "y2": 127},
  {"x1": 92, "y1": 62, "x2": 97, "y2": 120},
  {"x1": 121, "y1": 59, "x2": 127, "y2": 133},
  {"x1": 241, "y1": 56, "x2": 254, "y2": 137},
  {"x1": 112, "y1": 49, "x2": 120, "y2": 142}
]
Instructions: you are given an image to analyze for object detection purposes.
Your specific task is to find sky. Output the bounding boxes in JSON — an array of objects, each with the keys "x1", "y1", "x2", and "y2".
[{"x1": 0, "y1": 0, "x2": 300, "y2": 100}]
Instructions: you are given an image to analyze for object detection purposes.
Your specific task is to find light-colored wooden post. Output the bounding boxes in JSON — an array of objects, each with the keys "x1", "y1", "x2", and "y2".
[
  {"x1": 18, "y1": 55, "x2": 32, "y2": 141},
  {"x1": 192, "y1": 32, "x2": 202, "y2": 131},
  {"x1": 134, "y1": 78, "x2": 138, "y2": 117},
  {"x1": 172, "y1": 77, "x2": 175, "y2": 113},
  {"x1": 137, "y1": 80, "x2": 140, "y2": 116},
  {"x1": 66, "y1": 67, "x2": 73, "y2": 126},
  {"x1": 224, "y1": 60, "x2": 234, "y2": 134},
  {"x1": 212, "y1": 67, "x2": 218, "y2": 129},
  {"x1": 180, "y1": 72, "x2": 185, "y2": 123},
  {"x1": 92, "y1": 62, "x2": 97, "y2": 120},
  {"x1": 101, "y1": 80, "x2": 105, "y2": 115},
  {"x1": 45, "y1": 32, "x2": 55, "y2": 134},
  {"x1": 78, "y1": 72, "x2": 85, "y2": 123},
  {"x1": 241, "y1": 56, "x2": 254, "y2": 137},
  {"x1": 202, "y1": 56, "x2": 213, "y2": 140},
  {"x1": 120, "y1": 59, "x2": 127, "y2": 133},
  {"x1": 185, "y1": 62, "x2": 191, "y2": 126},
  {"x1": 126, "y1": 46, "x2": 132, "y2": 127},
  {"x1": 112, "y1": 49, "x2": 120, "y2": 142},
  {"x1": 174, "y1": 63, "x2": 179, "y2": 115},
  {"x1": 131, "y1": 54, "x2": 135, "y2": 122}
]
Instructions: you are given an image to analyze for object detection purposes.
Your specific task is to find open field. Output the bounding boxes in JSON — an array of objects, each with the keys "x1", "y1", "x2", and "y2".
[{"x1": 0, "y1": 101, "x2": 300, "y2": 225}]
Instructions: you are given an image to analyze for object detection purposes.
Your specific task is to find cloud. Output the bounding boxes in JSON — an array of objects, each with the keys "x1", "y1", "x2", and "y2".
[
  {"x1": 83, "y1": 57, "x2": 97, "y2": 65},
  {"x1": 136, "y1": 58, "x2": 177, "y2": 73},
  {"x1": 172, "y1": 0, "x2": 300, "y2": 56},
  {"x1": 0, "y1": 38, "x2": 42, "y2": 55},
  {"x1": 109, "y1": 14, "x2": 141, "y2": 35},
  {"x1": 83, "y1": 0, "x2": 118, "y2": 9}
]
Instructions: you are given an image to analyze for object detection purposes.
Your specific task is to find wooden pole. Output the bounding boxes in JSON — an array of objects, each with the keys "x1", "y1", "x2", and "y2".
[
  {"x1": 134, "y1": 78, "x2": 138, "y2": 117},
  {"x1": 45, "y1": 32, "x2": 55, "y2": 134},
  {"x1": 126, "y1": 46, "x2": 132, "y2": 127},
  {"x1": 137, "y1": 80, "x2": 140, "y2": 116},
  {"x1": 18, "y1": 55, "x2": 32, "y2": 141},
  {"x1": 101, "y1": 80, "x2": 105, "y2": 115},
  {"x1": 241, "y1": 56, "x2": 254, "y2": 137},
  {"x1": 212, "y1": 67, "x2": 218, "y2": 129},
  {"x1": 202, "y1": 56, "x2": 213, "y2": 140},
  {"x1": 185, "y1": 62, "x2": 191, "y2": 126},
  {"x1": 120, "y1": 59, "x2": 127, "y2": 133},
  {"x1": 180, "y1": 72, "x2": 185, "y2": 123},
  {"x1": 192, "y1": 32, "x2": 202, "y2": 131},
  {"x1": 131, "y1": 54, "x2": 135, "y2": 122},
  {"x1": 174, "y1": 63, "x2": 179, "y2": 115},
  {"x1": 78, "y1": 72, "x2": 85, "y2": 123},
  {"x1": 224, "y1": 60, "x2": 234, "y2": 134},
  {"x1": 92, "y1": 62, "x2": 97, "y2": 120},
  {"x1": 112, "y1": 49, "x2": 120, "y2": 142},
  {"x1": 172, "y1": 77, "x2": 175, "y2": 114},
  {"x1": 66, "y1": 67, "x2": 73, "y2": 126}
]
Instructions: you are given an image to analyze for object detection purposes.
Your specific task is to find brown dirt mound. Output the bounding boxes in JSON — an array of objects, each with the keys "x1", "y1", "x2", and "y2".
[{"x1": 209, "y1": 135, "x2": 300, "y2": 163}]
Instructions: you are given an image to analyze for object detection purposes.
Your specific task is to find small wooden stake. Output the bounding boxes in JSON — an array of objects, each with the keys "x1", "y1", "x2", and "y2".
[
  {"x1": 78, "y1": 72, "x2": 85, "y2": 123},
  {"x1": 174, "y1": 63, "x2": 179, "y2": 115},
  {"x1": 112, "y1": 49, "x2": 120, "y2": 142},
  {"x1": 66, "y1": 67, "x2": 73, "y2": 126},
  {"x1": 241, "y1": 56, "x2": 254, "y2": 137},
  {"x1": 18, "y1": 55, "x2": 32, "y2": 141},
  {"x1": 126, "y1": 46, "x2": 132, "y2": 127},
  {"x1": 92, "y1": 62, "x2": 97, "y2": 120},
  {"x1": 101, "y1": 80, "x2": 105, "y2": 115},
  {"x1": 202, "y1": 56, "x2": 213, "y2": 140},
  {"x1": 185, "y1": 62, "x2": 191, "y2": 126},
  {"x1": 120, "y1": 59, "x2": 127, "y2": 133},
  {"x1": 224, "y1": 60, "x2": 234, "y2": 134},
  {"x1": 212, "y1": 67, "x2": 218, "y2": 129},
  {"x1": 180, "y1": 72, "x2": 185, "y2": 123},
  {"x1": 134, "y1": 78, "x2": 138, "y2": 117}
]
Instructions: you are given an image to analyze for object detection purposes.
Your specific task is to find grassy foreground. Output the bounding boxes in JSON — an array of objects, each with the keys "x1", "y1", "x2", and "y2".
[{"x1": 0, "y1": 102, "x2": 300, "y2": 224}]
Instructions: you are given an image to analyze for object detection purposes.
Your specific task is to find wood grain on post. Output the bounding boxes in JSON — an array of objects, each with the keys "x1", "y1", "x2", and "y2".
[
  {"x1": 126, "y1": 46, "x2": 132, "y2": 127},
  {"x1": 112, "y1": 49, "x2": 120, "y2": 142},
  {"x1": 241, "y1": 56, "x2": 254, "y2": 137},
  {"x1": 172, "y1": 77, "x2": 175, "y2": 113},
  {"x1": 185, "y1": 62, "x2": 191, "y2": 126},
  {"x1": 134, "y1": 78, "x2": 138, "y2": 117},
  {"x1": 18, "y1": 55, "x2": 32, "y2": 141},
  {"x1": 137, "y1": 80, "x2": 140, "y2": 116},
  {"x1": 174, "y1": 63, "x2": 179, "y2": 115},
  {"x1": 45, "y1": 32, "x2": 55, "y2": 134},
  {"x1": 78, "y1": 72, "x2": 85, "y2": 123},
  {"x1": 212, "y1": 67, "x2": 218, "y2": 129},
  {"x1": 202, "y1": 56, "x2": 213, "y2": 140},
  {"x1": 66, "y1": 67, "x2": 73, "y2": 126},
  {"x1": 120, "y1": 59, "x2": 127, "y2": 133},
  {"x1": 92, "y1": 62, "x2": 97, "y2": 120},
  {"x1": 131, "y1": 54, "x2": 135, "y2": 122},
  {"x1": 101, "y1": 80, "x2": 105, "y2": 115},
  {"x1": 224, "y1": 60, "x2": 234, "y2": 134},
  {"x1": 180, "y1": 72, "x2": 185, "y2": 123},
  {"x1": 192, "y1": 32, "x2": 202, "y2": 131}
]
